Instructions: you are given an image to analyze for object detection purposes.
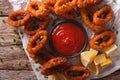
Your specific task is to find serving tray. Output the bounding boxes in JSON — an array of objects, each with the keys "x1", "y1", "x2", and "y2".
[{"x1": 8, "y1": 0, "x2": 120, "y2": 79}]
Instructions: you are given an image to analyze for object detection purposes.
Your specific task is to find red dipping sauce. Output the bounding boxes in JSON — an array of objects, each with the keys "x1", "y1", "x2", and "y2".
[{"x1": 52, "y1": 22, "x2": 86, "y2": 56}]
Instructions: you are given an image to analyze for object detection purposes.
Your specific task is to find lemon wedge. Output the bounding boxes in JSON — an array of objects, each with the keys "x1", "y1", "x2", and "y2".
[
  {"x1": 103, "y1": 44, "x2": 118, "y2": 56},
  {"x1": 103, "y1": 44, "x2": 117, "y2": 56},
  {"x1": 48, "y1": 73, "x2": 67, "y2": 80},
  {"x1": 94, "y1": 53, "x2": 106, "y2": 65},
  {"x1": 101, "y1": 58, "x2": 112, "y2": 67},
  {"x1": 89, "y1": 62, "x2": 101, "y2": 75},
  {"x1": 81, "y1": 51, "x2": 90, "y2": 67},
  {"x1": 89, "y1": 48, "x2": 98, "y2": 62},
  {"x1": 81, "y1": 49, "x2": 98, "y2": 67}
]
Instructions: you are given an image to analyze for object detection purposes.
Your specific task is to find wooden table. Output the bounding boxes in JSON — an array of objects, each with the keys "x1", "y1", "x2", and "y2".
[{"x1": 0, "y1": 0, "x2": 120, "y2": 80}]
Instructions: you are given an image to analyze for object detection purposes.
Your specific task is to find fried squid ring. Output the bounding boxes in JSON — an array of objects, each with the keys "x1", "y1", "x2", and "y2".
[
  {"x1": 34, "y1": 48, "x2": 55, "y2": 65},
  {"x1": 77, "y1": 0, "x2": 103, "y2": 8},
  {"x1": 27, "y1": 1, "x2": 50, "y2": 18},
  {"x1": 89, "y1": 30, "x2": 116, "y2": 50},
  {"x1": 86, "y1": 6, "x2": 96, "y2": 15},
  {"x1": 93, "y1": 5, "x2": 113, "y2": 25},
  {"x1": 41, "y1": 57, "x2": 68, "y2": 75},
  {"x1": 54, "y1": 0, "x2": 77, "y2": 15},
  {"x1": 24, "y1": 16, "x2": 50, "y2": 35},
  {"x1": 79, "y1": 8, "x2": 104, "y2": 32},
  {"x1": 27, "y1": 30, "x2": 48, "y2": 58},
  {"x1": 44, "y1": 0, "x2": 56, "y2": 6},
  {"x1": 59, "y1": 9, "x2": 78, "y2": 19},
  {"x1": 7, "y1": 10, "x2": 30, "y2": 27},
  {"x1": 44, "y1": 0, "x2": 56, "y2": 13},
  {"x1": 64, "y1": 66, "x2": 90, "y2": 80}
]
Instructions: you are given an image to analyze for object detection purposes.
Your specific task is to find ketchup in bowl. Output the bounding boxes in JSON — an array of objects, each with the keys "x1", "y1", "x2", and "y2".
[{"x1": 50, "y1": 20, "x2": 88, "y2": 57}]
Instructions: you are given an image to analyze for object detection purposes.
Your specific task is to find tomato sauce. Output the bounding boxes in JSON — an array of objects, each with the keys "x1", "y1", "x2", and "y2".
[{"x1": 52, "y1": 22, "x2": 86, "y2": 56}]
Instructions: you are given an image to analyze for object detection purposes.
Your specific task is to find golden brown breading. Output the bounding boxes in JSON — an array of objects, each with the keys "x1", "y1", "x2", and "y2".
[
  {"x1": 89, "y1": 30, "x2": 115, "y2": 50},
  {"x1": 41, "y1": 57, "x2": 68, "y2": 75},
  {"x1": 93, "y1": 5, "x2": 113, "y2": 25},
  {"x1": 7, "y1": 10, "x2": 30, "y2": 27},
  {"x1": 27, "y1": 1, "x2": 50, "y2": 18},
  {"x1": 77, "y1": 0, "x2": 103, "y2": 8},
  {"x1": 79, "y1": 8, "x2": 104, "y2": 32},
  {"x1": 24, "y1": 16, "x2": 50, "y2": 35},
  {"x1": 64, "y1": 66, "x2": 90, "y2": 80},
  {"x1": 27, "y1": 30, "x2": 48, "y2": 58}
]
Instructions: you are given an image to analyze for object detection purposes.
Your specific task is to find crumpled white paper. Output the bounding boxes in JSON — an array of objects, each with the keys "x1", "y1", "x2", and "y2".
[{"x1": 8, "y1": 0, "x2": 120, "y2": 80}]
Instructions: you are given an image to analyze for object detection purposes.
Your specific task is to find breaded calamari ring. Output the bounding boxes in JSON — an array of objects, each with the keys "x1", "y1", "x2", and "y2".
[
  {"x1": 27, "y1": 1, "x2": 50, "y2": 18},
  {"x1": 34, "y1": 48, "x2": 55, "y2": 65},
  {"x1": 59, "y1": 9, "x2": 78, "y2": 19},
  {"x1": 64, "y1": 66, "x2": 90, "y2": 80},
  {"x1": 24, "y1": 16, "x2": 50, "y2": 35},
  {"x1": 93, "y1": 5, "x2": 113, "y2": 25},
  {"x1": 7, "y1": 10, "x2": 30, "y2": 27},
  {"x1": 44, "y1": 0, "x2": 56, "y2": 13},
  {"x1": 44, "y1": 0, "x2": 56, "y2": 5},
  {"x1": 27, "y1": 30, "x2": 48, "y2": 58},
  {"x1": 41, "y1": 57, "x2": 68, "y2": 75},
  {"x1": 89, "y1": 30, "x2": 115, "y2": 50},
  {"x1": 86, "y1": 6, "x2": 96, "y2": 15},
  {"x1": 77, "y1": 0, "x2": 103, "y2": 8},
  {"x1": 54, "y1": 0, "x2": 77, "y2": 15},
  {"x1": 79, "y1": 8, "x2": 104, "y2": 32}
]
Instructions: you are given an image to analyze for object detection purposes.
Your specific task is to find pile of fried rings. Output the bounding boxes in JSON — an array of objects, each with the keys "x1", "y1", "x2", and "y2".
[{"x1": 7, "y1": 0, "x2": 115, "y2": 80}]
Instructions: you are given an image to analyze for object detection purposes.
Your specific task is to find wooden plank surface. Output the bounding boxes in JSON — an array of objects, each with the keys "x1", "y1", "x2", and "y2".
[
  {"x1": 0, "y1": 70, "x2": 37, "y2": 80},
  {"x1": 0, "y1": 45, "x2": 31, "y2": 70},
  {"x1": 0, "y1": 0, "x2": 13, "y2": 16},
  {"x1": 0, "y1": 0, "x2": 120, "y2": 80},
  {"x1": 0, "y1": 17, "x2": 37, "y2": 79}
]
